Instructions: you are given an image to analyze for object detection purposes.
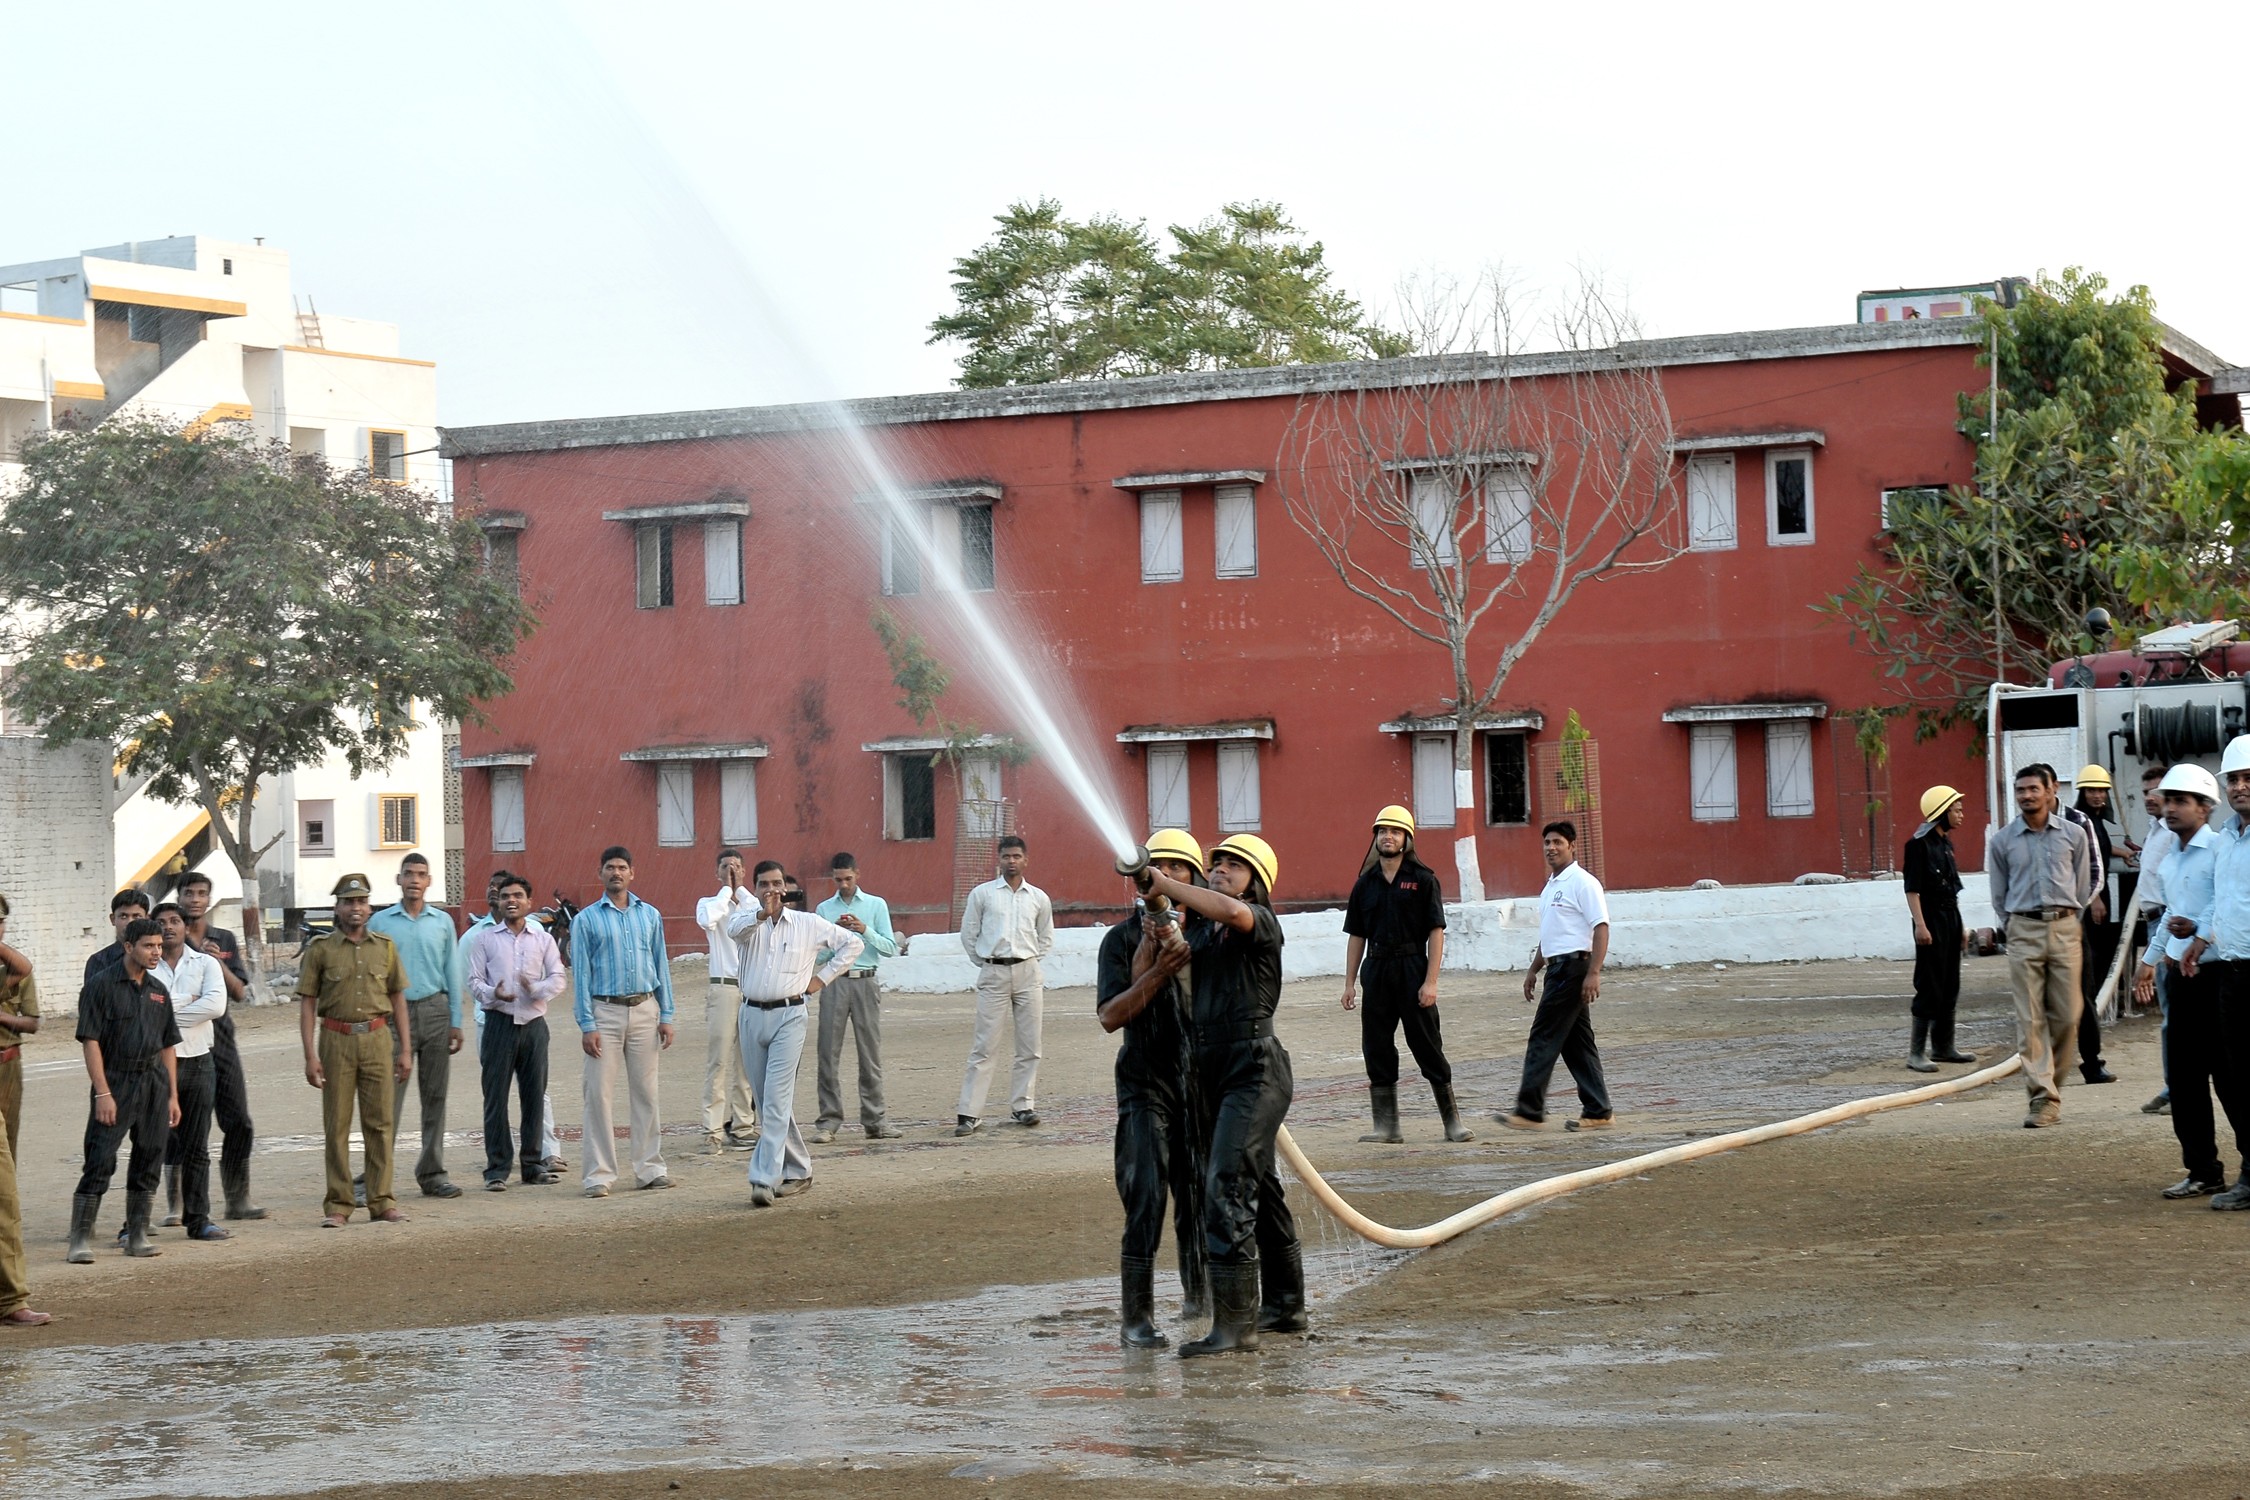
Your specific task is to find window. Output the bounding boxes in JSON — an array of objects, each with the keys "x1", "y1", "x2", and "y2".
[
  {"x1": 1140, "y1": 489, "x2": 1184, "y2": 583},
  {"x1": 1146, "y1": 744, "x2": 1189, "y2": 831},
  {"x1": 655, "y1": 762, "x2": 695, "y2": 846},
  {"x1": 636, "y1": 523, "x2": 674, "y2": 608},
  {"x1": 1687, "y1": 454, "x2": 1737, "y2": 551},
  {"x1": 881, "y1": 508, "x2": 923, "y2": 597},
  {"x1": 369, "y1": 429, "x2": 407, "y2": 482},
  {"x1": 1217, "y1": 741, "x2": 1262, "y2": 832},
  {"x1": 720, "y1": 759, "x2": 758, "y2": 844},
  {"x1": 960, "y1": 751, "x2": 1003, "y2": 837},
  {"x1": 491, "y1": 768, "x2": 526, "y2": 853},
  {"x1": 1483, "y1": 469, "x2": 1534, "y2": 564},
  {"x1": 884, "y1": 754, "x2": 936, "y2": 841},
  {"x1": 289, "y1": 426, "x2": 325, "y2": 458},
  {"x1": 1485, "y1": 732, "x2": 1529, "y2": 825},
  {"x1": 484, "y1": 531, "x2": 520, "y2": 597},
  {"x1": 1689, "y1": 724, "x2": 1739, "y2": 822},
  {"x1": 1766, "y1": 449, "x2": 1814, "y2": 546},
  {"x1": 1765, "y1": 720, "x2": 1815, "y2": 818},
  {"x1": 1409, "y1": 474, "x2": 1458, "y2": 568},
  {"x1": 222, "y1": 258, "x2": 233, "y2": 275},
  {"x1": 1410, "y1": 735, "x2": 1457, "y2": 829},
  {"x1": 378, "y1": 794, "x2": 418, "y2": 848},
  {"x1": 299, "y1": 798, "x2": 336, "y2": 857},
  {"x1": 704, "y1": 519, "x2": 742, "y2": 606},
  {"x1": 956, "y1": 504, "x2": 996, "y2": 591},
  {"x1": 127, "y1": 305, "x2": 164, "y2": 343},
  {"x1": 1880, "y1": 485, "x2": 1942, "y2": 532},
  {"x1": 1215, "y1": 483, "x2": 1259, "y2": 578}
]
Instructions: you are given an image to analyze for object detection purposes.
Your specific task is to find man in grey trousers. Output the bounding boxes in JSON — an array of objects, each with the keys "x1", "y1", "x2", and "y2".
[{"x1": 811, "y1": 853, "x2": 901, "y2": 1142}]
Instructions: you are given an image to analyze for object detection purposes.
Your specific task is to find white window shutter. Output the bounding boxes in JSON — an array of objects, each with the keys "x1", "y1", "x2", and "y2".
[
  {"x1": 491, "y1": 768, "x2": 526, "y2": 852},
  {"x1": 1766, "y1": 720, "x2": 1815, "y2": 817},
  {"x1": 1412, "y1": 735, "x2": 1458, "y2": 828},
  {"x1": 1140, "y1": 490, "x2": 1183, "y2": 583},
  {"x1": 1689, "y1": 724, "x2": 1739, "y2": 822},
  {"x1": 719, "y1": 759, "x2": 757, "y2": 844},
  {"x1": 1409, "y1": 474, "x2": 1458, "y2": 568},
  {"x1": 1483, "y1": 469, "x2": 1533, "y2": 563},
  {"x1": 1217, "y1": 742, "x2": 1262, "y2": 832},
  {"x1": 961, "y1": 752, "x2": 1002, "y2": 837},
  {"x1": 1146, "y1": 745, "x2": 1189, "y2": 831},
  {"x1": 1214, "y1": 483, "x2": 1258, "y2": 577},
  {"x1": 704, "y1": 518, "x2": 742, "y2": 605},
  {"x1": 656, "y1": 762, "x2": 695, "y2": 846},
  {"x1": 1687, "y1": 454, "x2": 1737, "y2": 551}
]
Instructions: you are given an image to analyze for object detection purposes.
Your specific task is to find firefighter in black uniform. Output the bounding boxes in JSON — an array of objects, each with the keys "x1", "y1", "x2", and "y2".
[
  {"x1": 1903, "y1": 785, "x2": 1977, "y2": 1073},
  {"x1": 1342, "y1": 805, "x2": 1472, "y2": 1144},
  {"x1": 1136, "y1": 833, "x2": 1301, "y2": 1357},
  {"x1": 1095, "y1": 828, "x2": 1209, "y2": 1348},
  {"x1": 66, "y1": 917, "x2": 181, "y2": 1263}
]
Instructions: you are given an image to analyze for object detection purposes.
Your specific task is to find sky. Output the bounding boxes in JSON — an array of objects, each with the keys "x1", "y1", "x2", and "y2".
[{"x1": 6, "y1": 2, "x2": 2246, "y2": 429}]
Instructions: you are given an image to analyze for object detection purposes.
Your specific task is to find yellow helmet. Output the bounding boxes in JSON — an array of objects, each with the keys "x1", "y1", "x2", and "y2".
[
  {"x1": 1143, "y1": 828, "x2": 1205, "y2": 875},
  {"x1": 1209, "y1": 834, "x2": 1278, "y2": 896},
  {"x1": 1919, "y1": 785, "x2": 1963, "y2": 822},
  {"x1": 1373, "y1": 804, "x2": 1416, "y2": 836},
  {"x1": 2075, "y1": 763, "x2": 2112, "y2": 790}
]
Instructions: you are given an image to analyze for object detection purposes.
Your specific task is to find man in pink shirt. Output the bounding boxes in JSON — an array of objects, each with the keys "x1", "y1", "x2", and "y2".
[{"x1": 467, "y1": 871, "x2": 568, "y2": 1191}]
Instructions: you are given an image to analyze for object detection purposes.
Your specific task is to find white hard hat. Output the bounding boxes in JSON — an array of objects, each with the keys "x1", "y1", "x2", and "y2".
[
  {"x1": 2158, "y1": 763, "x2": 2221, "y2": 803},
  {"x1": 2222, "y1": 736, "x2": 2250, "y2": 777}
]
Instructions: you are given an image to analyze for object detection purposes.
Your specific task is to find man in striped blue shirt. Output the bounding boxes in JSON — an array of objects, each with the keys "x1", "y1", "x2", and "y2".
[{"x1": 571, "y1": 846, "x2": 676, "y2": 1197}]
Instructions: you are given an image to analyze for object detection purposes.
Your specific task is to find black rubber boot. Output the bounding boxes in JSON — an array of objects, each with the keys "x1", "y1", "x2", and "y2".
[
  {"x1": 1432, "y1": 1080, "x2": 1474, "y2": 1142},
  {"x1": 161, "y1": 1164, "x2": 183, "y2": 1228},
  {"x1": 124, "y1": 1191, "x2": 163, "y2": 1258},
  {"x1": 1358, "y1": 1085, "x2": 1404, "y2": 1144},
  {"x1": 1907, "y1": 1017, "x2": 1937, "y2": 1073},
  {"x1": 1120, "y1": 1255, "x2": 1167, "y2": 1348},
  {"x1": 223, "y1": 1162, "x2": 267, "y2": 1221},
  {"x1": 1178, "y1": 1239, "x2": 1209, "y2": 1321},
  {"x1": 1257, "y1": 1242, "x2": 1308, "y2": 1334},
  {"x1": 1180, "y1": 1261, "x2": 1262, "y2": 1358},
  {"x1": 65, "y1": 1193, "x2": 100, "y2": 1265},
  {"x1": 1929, "y1": 1016, "x2": 1974, "y2": 1064}
]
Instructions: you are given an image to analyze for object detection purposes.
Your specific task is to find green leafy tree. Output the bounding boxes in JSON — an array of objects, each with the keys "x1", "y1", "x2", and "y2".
[
  {"x1": 870, "y1": 606, "x2": 1032, "y2": 791},
  {"x1": 0, "y1": 415, "x2": 532, "y2": 944},
  {"x1": 929, "y1": 198, "x2": 1408, "y2": 388}
]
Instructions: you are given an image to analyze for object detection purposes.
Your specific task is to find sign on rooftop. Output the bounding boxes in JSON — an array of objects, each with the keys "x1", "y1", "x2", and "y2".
[{"x1": 1856, "y1": 284, "x2": 1999, "y2": 324}]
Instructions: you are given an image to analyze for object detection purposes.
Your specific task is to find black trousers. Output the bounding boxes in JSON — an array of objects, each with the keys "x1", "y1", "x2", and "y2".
[
  {"x1": 2079, "y1": 913, "x2": 2117, "y2": 1071},
  {"x1": 2174, "y1": 963, "x2": 2250, "y2": 1183},
  {"x1": 1358, "y1": 952, "x2": 1453, "y2": 1089},
  {"x1": 1115, "y1": 1067, "x2": 1205, "y2": 1300},
  {"x1": 211, "y1": 1014, "x2": 255, "y2": 1173},
  {"x1": 1515, "y1": 953, "x2": 1611, "y2": 1122},
  {"x1": 1910, "y1": 904, "x2": 1963, "y2": 1022},
  {"x1": 166, "y1": 1053, "x2": 217, "y2": 1231},
  {"x1": 75, "y1": 1067, "x2": 170, "y2": 1198},
  {"x1": 1195, "y1": 1036, "x2": 1298, "y2": 1267},
  {"x1": 481, "y1": 1013, "x2": 549, "y2": 1183}
]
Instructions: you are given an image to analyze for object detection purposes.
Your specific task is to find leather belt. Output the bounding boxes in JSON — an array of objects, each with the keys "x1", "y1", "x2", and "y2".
[
  {"x1": 2012, "y1": 907, "x2": 2079, "y2": 921},
  {"x1": 984, "y1": 955, "x2": 1027, "y2": 966},
  {"x1": 743, "y1": 995, "x2": 805, "y2": 1010},
  {"x1": 0, "y1": 1045, "x2": 18, "y2": 1063},
  {"x1": 595, "y1": 993, "x2": 653, "y2": 1005},
  {"x1": 321, "y1": 1015, "x2": 389, "y2": 1035},
  {"x1": 1195, "y1": 1019, "x2": 1274, "y2": 1044}
]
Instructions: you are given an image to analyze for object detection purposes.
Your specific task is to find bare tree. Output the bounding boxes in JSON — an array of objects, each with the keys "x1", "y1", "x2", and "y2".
[{"x1": 1273, "y1": 274, "x2": 1683, "y2": 898}]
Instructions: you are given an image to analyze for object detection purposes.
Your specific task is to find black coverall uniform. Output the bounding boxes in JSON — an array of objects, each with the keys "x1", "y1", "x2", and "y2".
[
  {"x1": 74, "y1": 968, "x2": 181, "y2": 1198},
  {"x1": 1096, "y1": 913, "x2": 1206, "y2": 1308},
  {"x1": 1904, "y1": 824, "x2": 1964, "y2": 1051},
  {"x1": 1343, "y1": 858, "x2": 1454, "y2": 1089},
  {"x1": 1187, "y1": 905, "x2": 1302, "y2": 1313}
]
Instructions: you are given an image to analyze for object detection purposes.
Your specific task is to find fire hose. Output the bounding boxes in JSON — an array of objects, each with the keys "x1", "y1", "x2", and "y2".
[{"x1": 1277, "y1": 928, "x2": 2138, "y2": 1252}]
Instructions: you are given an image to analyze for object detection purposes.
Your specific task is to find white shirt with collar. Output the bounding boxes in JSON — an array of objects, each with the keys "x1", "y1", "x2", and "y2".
[
  {"x1": 959, "y1": 877, "x2": 1055, "y2": 964},
  {"x1": 2138, "y1": 823, "x2": 2179, "y2": 911},
  {"x1": 697, "y1": 884, "x2": 754, "y2": 981},
  {"x1": 1536, "y1": 861, "x2": 1609, "y2": 958},
  {"x1": 154, "y1": 946, "x2": 228, "y2": 1058},
  {"x1": 723, "y1": 905, "x2": 864, "y2": 1003}
]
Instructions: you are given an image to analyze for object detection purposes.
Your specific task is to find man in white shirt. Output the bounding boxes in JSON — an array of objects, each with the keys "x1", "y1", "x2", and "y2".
[
  {"x1": 1501, "y1": 821, "x2": 1614, "y2": 1131},
  {"x1": 955, "y1": 835, "x2": 1055, "y2": 1136},
  {"x1": 2134, "y1": 765, "x2": 2180, "y2": 1116},
  {"x1": 695, "y1": 849, "x2": 758, "y2": 1153},
  {"x1": 150, "y1": 902, "x2": 230, "y2": 1242},
  {"x1": 723, "y1": 860, "x2": 863, "y2": 1207},
  {"x1": 467, "y1": 870, "x2": 570, "y2": 1190}
]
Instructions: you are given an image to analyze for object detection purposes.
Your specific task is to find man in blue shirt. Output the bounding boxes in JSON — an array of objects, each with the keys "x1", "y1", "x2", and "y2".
[
  {"x1": 369, "y1": 854, "x2": 468, "y2": 1199},
  {"x1": 811, "y1": 852, "x2": 901, "y2": 1143},
  {"x1": 2134, "y1": 764, "x2": 2230, "y2": 1201},
  {"x1": 2186, "y1": 741, "x2": 2250, "y2": 1210},
  {"x1": 571, "y1": 846, "x2": 675, "y2": 1197}
]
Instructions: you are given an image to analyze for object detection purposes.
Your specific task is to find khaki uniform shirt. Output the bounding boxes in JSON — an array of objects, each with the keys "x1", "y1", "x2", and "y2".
[
  {"x1": 296, "y1": 932, "x2": 407, "y2": 1022},
  {"x1": 0, "y1": 971, "x2": 38, "y2": 1034}
]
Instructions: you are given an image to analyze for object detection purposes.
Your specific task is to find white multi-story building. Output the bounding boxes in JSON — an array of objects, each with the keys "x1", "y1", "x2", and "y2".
[{"x1": 1, "y1": 236, "x2": 449, "y2": 928}]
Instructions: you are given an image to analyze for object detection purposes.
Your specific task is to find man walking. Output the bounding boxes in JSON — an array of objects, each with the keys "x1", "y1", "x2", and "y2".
[
  {"x1": 1502, "y1": 821, "x2": 1614, "y2": 1132},
  {"x1": 298, "y1": 874, "x2": 412, "y2": 1227},
  {"x1": 150, "y1": 903, "x2": 230, "y2": 1242},
  {"x1": 175, "y1": 872, "x2": 263, "y2": 1222},
  {"x1": 2067, "y1": 764, "x2": 2119, "y2": 1084},
  {"x1": 956, "y1": 835, "x2": 1053, "y2": 1136},
  {"x1": 813, "y1": 852, "x2": 900, "y2": 1143},
  {"x1": 723, "y1": 861, "x2": 862, "y2": 1206},
  {"x1": 695, "y1": 850, "x2": 758, "y2": 1153},
  {"x1": 2130, "y1": 764, "x2": 2236, "y2": 1200},
  {"x1": 67, "y1": 917, "x2": 180, "y2": 1262},
  {"x1": 370, "y1": 854, "x2": 468, "y2": 1199},
  {"x1": 572, "y1": 846, "x2": 676, "y2": 1197},
  {"x1": 1340, "y1": 805, "x2": 1471, "y2": 1144},
  {"x1": 1903, "y1": 785, "x2": 1977, "y2": 1072},
  {"x1": 467, "y1": 871, "x2": 567, "y2": 1190},
  {"x1": 1988, "y1": 763, "x2": 2096, "y2": 1129}
]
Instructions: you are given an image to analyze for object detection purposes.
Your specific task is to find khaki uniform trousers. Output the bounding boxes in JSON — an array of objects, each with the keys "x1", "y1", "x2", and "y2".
[
  {"x1": 0, "y1": 1080, "x2": 25, "y2": 1317},
  {"x1": 2006, "y1": 912, "x2": 2084, "y2": 1108},
  {"x1": 701, "y1": 980, "x2": 755, "y2": 1135},
  {"x1": 0, "y1": 1056, "x2": 20, "y2": 1159},
  {"x1": 320, "y1": 1026, "x2": 399, "y2": 1219},
  {"x1": 957, "y1": 959, "x2": 1044, "y2": 1119}
]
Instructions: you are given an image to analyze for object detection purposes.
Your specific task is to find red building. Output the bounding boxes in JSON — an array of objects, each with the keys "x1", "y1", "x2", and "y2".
[{"x1": 442, "y1": 318, "x2": 2230, "y2": 942}]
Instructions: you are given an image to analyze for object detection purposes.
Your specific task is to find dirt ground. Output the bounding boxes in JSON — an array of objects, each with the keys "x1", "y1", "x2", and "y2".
[{"x1": 8, "y1": 953, "x2": 2248, "y2": 1499}]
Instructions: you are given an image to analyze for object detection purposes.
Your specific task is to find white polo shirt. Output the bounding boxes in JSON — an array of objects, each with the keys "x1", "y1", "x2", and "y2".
[{"x1": 1536, "y1": 861, "x2": 1609, "y2": 958}]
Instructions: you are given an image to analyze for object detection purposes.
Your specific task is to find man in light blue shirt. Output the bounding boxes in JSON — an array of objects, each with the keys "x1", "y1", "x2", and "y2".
[
  {"x1": 370, "y1": 854, "x2": 469, "y2": 1199},
  {"x1": 812, "y1": 851, "x2": 901, "y2": 1143},
  {"x1": 2184, "y1": 743, "x2": 2250, "y2": 1209},
  {"x1": 570, "y1": 846, "x2": 675, "y2": 1197}
]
